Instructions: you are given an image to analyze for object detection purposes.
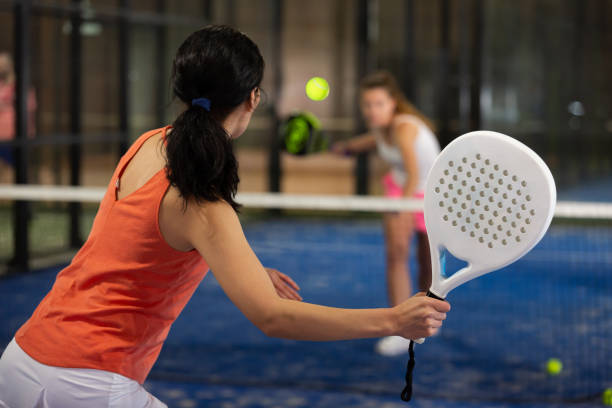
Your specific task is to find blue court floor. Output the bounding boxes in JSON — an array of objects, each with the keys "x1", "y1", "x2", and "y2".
[{"x1": 1, "y1": 216, "x2": 610, "y2": 407}]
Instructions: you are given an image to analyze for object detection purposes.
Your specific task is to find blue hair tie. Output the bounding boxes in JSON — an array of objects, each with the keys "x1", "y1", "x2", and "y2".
[{"x1": 192, "y1": 97, "x2": 211, "y2": 111}]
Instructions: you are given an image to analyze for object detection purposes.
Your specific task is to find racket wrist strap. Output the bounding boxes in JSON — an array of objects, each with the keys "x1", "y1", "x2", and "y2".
[
  {"x1": 401, "y1": 291, "x2": 445, "y2": 402},
  {"x1": 401, "y1": 340, "x2": 416, "y2": 402}
]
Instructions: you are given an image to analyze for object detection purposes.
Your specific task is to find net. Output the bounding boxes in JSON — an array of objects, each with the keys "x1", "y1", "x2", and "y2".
[{"x1": 0, "y1": 184, "x2": 611, "y2": 404}]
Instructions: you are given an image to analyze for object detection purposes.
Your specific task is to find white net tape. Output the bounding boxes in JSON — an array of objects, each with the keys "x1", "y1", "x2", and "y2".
[{"x1": 1, "y1": 184, "x2": 611, "y2": 219}]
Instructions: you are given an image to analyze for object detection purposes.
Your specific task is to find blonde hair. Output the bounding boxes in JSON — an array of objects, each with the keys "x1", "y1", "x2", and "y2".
[{"x1": 359, "y1": 70, "x2": 436, "y2": 132}]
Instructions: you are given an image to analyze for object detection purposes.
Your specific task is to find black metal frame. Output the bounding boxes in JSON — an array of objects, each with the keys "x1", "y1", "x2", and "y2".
[
  {"x1": 470, "y1": 0, "x2": 483, "y2": 132},
  {"x1": 403, "y1": 0, "x2": 415, "y2": 101},
  {"x1": 118, "y1": 0, "x2": 131, "y2": 157},
  {"x1": 437, "y1": 0, "x2": 450, "y2": 147},
  {"x1": 11, "y1": 0, "x2": 32, "y2": 271},
  {"x1": 68, "y1": 0, "x2": 82, "y2": 248},
  {"x1": 354, "y1": 0, "x2": 376, "y2": 195},
  {"x1": 154, "y1": 0, "x2": 168, "y2": 125},
  {"x1": 267, "y1": 0, "x2": 282, "y2": 193}
]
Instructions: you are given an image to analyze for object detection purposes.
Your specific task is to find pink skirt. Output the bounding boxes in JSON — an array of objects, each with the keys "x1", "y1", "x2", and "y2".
[{"x1": 382, "y1": 172, "x2": 426, "y2": 232}]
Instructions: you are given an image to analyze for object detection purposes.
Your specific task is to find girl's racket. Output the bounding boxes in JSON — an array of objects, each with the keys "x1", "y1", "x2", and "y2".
[{"x1": 401, "y1": 130, "x2": 556, "y2": 401}]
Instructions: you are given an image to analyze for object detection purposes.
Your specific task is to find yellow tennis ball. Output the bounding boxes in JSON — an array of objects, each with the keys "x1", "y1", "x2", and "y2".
[
  {"x1": 546, "y1": 358, "x2": 562, "y2": 376},
  {"x1": 305, "y1": 77, "x2": 329, "y2": 101},
  {"x1": 603, "y1": 388, "x2": 612, "y2": 406}
]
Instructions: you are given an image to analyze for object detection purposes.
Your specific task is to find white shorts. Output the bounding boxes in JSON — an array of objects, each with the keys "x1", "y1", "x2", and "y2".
[{"x1": 0, "y1": 338, "x2": 167, "y2": 408}]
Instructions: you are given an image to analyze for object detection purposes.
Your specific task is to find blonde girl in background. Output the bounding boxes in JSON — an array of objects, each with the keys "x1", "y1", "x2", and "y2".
[{"x1": 333, "y1": 71, "x2": 441, "y2": 356}]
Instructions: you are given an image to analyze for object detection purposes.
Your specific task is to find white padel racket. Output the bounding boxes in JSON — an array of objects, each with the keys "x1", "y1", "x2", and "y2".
[{"x1": 401, "y1": 130, "x2": 556, "y2": 402}]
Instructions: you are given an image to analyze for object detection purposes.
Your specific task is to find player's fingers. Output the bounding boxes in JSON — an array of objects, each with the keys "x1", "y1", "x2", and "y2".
[
  {"x1": 266, "y1": 268, "x2": 280, "y2": 283},
  {"x1": 276, "y1": 285, "x2": 292, "y2": 300},
  {"x1": 425, "y1": 318, "x2": 442, "y2": 328},
  {"x1": 429, "y1": 298, "x2": 451, "y2": 313},
  {"x1": 428, "y1": 311, "x2": 447, "y2": 321},
  {"x1": 278, "y1": 272, "x2": 301, "y2": 291},
  {"x1": 269, "y1": 274, "x2": 287, "y2": 296},
  {"x1": 277, "y1": 282, "x2": 302, "y2": 301},
  {"x1": 266, "y1": 267, "x2": 280, "y2": 275},
  {"x1": 331, "y1": 142, "x2": 346, "y2": 154},
  {"x1": 427, "y1": 327, "x2": 439, "y2": 337},
  {"x1": 270, "y1": 274, "x2": 282, "y2": 288},
  {"x1": 283, "y1": 284, "x2": 303, "y2": 301}
]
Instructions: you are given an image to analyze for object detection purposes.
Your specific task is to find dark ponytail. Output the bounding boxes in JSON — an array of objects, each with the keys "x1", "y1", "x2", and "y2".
[{"x1": 166, "y1": 25, "x2": 264, "y2": 211}]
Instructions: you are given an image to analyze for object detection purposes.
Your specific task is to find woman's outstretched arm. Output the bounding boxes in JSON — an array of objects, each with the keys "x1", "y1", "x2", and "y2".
[
  {"x1": 331, "y1": 133, "x2": 377, "y2": 155},
  {"x1": 183, "y1": 200, "x2": 449, "y2": 341}
]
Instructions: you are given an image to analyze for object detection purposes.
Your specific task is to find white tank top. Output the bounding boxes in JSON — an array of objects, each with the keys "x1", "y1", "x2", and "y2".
[{"x1": 375, "y1": 114, "x2": 440, "y2": 191}]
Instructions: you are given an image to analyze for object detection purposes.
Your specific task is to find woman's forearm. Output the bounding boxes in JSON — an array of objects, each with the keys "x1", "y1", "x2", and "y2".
[
  {"x1": 262, "y1": 299, "x2": 397, "y2": 341},
  {"x1": 346, "y1": 133, "x2": 377, "y2": 153}
]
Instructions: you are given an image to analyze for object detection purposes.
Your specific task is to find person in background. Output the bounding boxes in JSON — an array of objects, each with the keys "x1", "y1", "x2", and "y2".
[
  {"x1": 332, "y1": 71, "x2": 441, "y2": 356},
  {"x1": 0, "y1": 51, "x2": 37, "y2": 182}
]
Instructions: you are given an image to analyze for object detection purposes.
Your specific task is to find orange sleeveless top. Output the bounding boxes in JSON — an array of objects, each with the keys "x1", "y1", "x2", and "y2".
[{"x1": 15, "y1": 126, "x2": 209, "y2": 384}]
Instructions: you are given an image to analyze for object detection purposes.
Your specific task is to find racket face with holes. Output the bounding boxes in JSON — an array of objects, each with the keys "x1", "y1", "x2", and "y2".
[{"x1": 424, "y1": 131, "x2": 556, "y2": 298}]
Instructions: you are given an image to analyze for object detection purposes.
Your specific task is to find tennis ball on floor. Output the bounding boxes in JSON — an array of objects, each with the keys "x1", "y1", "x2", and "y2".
[
  {"x1": 546, "y1": 358, "x2": 563, "y2": 376},
  {"x1": 603, "y1": 388, "x2": 612, "y2": 406},
  {"x1": 305, "y1": 77, "x2": 329, "y2": 101}
]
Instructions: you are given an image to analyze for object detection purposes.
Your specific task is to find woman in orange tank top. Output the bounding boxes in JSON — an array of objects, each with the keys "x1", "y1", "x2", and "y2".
[{"x1": 0, "y1": 25, "x2": 450, "y2": 407}]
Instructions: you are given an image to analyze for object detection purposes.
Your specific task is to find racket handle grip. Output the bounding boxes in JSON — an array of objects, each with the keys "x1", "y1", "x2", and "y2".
[{"x1": 412, "y1": 290, "x2": 445, "y2": 344}]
